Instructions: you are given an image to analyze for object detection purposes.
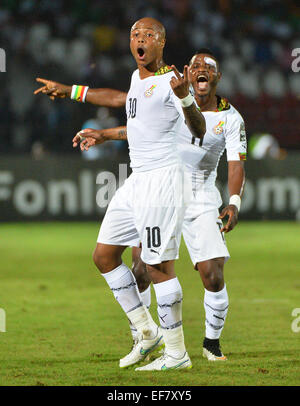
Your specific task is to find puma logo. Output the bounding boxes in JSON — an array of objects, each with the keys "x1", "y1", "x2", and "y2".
[{"x1": 150, "y1": 249, "x2": 160, "y2": 255}]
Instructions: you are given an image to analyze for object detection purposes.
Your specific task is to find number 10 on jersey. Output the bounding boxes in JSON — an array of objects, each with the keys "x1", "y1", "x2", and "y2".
[{"x1": 128, "y1": 98, "x2": 137, "y2": 118}]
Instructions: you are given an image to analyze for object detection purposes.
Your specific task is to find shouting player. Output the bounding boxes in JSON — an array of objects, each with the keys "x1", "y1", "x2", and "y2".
[
  {"x1": 35, "y1": 48, "x2": 246, "y2": 361},
  {"x1": 35, "y1": 18, "x2": 206, "y2": 371},
  {"x1": 71, "y1": 49, "x2": 246, "y2": 361}
]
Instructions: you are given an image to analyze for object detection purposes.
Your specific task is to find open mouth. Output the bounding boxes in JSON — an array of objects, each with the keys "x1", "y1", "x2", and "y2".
[
  {"x1": 196, "y1": 74, "x2": 209, "y2": 90},
  {"x1": 197, "y1": 75, "x2": 208, "y2": 83},
  {"x1": 137, "y1": 47, "x2": 145, "y2": 58}
]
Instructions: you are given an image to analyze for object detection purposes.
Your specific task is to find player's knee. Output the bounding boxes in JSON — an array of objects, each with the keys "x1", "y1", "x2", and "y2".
[
  {"x1": 197, "y1": 258, "x2": 224, "y2": 292},
  {"x1": 92, "y1": 247, "x2": 105, "y2": 271},
  {"x1": 207, "y1": 272, "x2": 224, "y2": 292},
  {"x1": 93, "y1": 245, "x2": 119, "y2": 273}
]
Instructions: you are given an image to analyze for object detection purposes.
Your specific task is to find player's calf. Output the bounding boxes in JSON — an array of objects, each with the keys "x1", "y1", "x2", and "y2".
[
  {"x1": 131, "y1": 249, "x2": 151, "y2": 292},
  {"x1": 197, "y1": 257, "x2": 225, "y2": 292}
]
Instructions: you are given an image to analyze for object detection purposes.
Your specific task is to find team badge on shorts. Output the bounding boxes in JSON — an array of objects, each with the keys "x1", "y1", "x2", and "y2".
[
  {"x1": 144, "y1": 85, "x2": 156, "y2": 97},
  {"x1": 213, "y1": 121, "x2": 225, "y2": 135}
]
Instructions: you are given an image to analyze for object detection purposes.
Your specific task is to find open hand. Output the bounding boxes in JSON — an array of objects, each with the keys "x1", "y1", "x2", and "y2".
[{"x1": 72, "y1": 128, "x2": 107, "y2": 151}]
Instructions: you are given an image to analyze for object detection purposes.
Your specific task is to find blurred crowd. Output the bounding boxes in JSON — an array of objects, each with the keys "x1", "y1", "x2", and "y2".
[{"x1": 0, "y1": 0, "x2": 299, "y2": 157}]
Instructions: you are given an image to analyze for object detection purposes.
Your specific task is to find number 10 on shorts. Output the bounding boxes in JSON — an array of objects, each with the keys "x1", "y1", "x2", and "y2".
[{"x1": 146, "y1": 226, "x2": 161, "y2": 248}]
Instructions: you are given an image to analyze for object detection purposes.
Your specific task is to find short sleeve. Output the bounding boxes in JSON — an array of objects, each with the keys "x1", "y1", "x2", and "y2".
[
  {"x1": 225, "y1": 114, "x2": 247, "y2": 161},
  {"x1": 168, "y1": 89, "x2": 185, "y2": 118}
]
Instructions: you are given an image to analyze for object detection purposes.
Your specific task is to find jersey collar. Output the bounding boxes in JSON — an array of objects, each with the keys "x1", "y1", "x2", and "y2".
[
  {"x1": 154, "y1": 65, "x2": 173, "y2": 76},
  {"x1": 215, "y1": 95, "x2": 230, "y2": 111}
]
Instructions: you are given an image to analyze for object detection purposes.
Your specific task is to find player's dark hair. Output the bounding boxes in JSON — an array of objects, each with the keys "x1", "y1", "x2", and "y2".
[{"x1": 195, "y1": 48, "x2": 216, "y2": 58}]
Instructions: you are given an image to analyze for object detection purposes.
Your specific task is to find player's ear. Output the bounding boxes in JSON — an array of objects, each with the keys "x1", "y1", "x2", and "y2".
[
  {"x1": 217, "y1": 71, "x2": 222, "y2": 81},
  {"x1": 160, "y1": 38, "x2": 166, "y2": 49}
]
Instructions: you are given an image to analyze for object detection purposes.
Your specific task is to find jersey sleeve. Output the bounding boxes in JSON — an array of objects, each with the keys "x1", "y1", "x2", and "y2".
[
  {"x1": 171, "y1": 91, "x2": 184, "y2": 117},
  {"x1": 225, "y1": 113, "x2": 247, "y2": 161},
  {"x1": 168, "y1": 90, "x2": 185, "y2": 118}
]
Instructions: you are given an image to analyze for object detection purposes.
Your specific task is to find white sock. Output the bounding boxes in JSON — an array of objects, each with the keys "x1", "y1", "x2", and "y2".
[
  {"x1": 162, "y1": 325, "x2": 186, "y2": 359},
  {"x1": 140, "y1": 285, "x2": 151, "y2": 308},
  {"x1": 129, "y1": 322, "x2": 139, "y2": 341},
  {"x1": 102, "y1": 263, "x2": 143, "y2": 313},
  {"x1": 153, "y1": 277, "x2": 186, "y2": 358},
  {"x1": 102, "y1": 263, "x2": 157, "y2": 340},
  {"x1": 204, "y1": 284, "x2": 229, "y2": 339},
  {"x1": 127, "y1": 305, "x2": 157, "y2": 340},
  {"x1": 129, "y1": 285, "x2": 152, "y2": 340}
]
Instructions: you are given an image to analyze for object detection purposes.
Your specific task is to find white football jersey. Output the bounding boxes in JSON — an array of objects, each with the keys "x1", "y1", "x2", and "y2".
[
  {"x1": 177, "y1": 96, "x2": 246, "y2": 194},
  {"x1": 126, "y1": 68, "x2": 184, "y2": 172}
]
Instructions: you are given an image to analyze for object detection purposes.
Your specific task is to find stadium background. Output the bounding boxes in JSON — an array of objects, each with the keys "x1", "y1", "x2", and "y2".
[
  {"x1": 0, "y1": 0, "x2": 299, "y2": 387},
  {"x1": 0, "y1": 0, "x2": 299, "y2": 221}
]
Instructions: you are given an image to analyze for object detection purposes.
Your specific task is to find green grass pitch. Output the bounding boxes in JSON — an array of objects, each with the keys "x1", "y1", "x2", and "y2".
[{"x1": 0, "y1": 221, "x2": 299, "y2": 386}]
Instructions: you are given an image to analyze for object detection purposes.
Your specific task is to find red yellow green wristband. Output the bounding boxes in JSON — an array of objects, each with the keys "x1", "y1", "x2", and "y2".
[{"x1": 71, "y1": 85, "x2": 89, "y2": 103}]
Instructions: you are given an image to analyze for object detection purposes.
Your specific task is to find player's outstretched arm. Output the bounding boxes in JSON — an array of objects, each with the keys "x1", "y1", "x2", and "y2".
[
  {"x1": 219, "y1": 161, "x2": 245, "y2": 233},
  {"x1": 85, "y1": 88, "x2": 127, "y2": 107},
  {"x1": 170, "y1": 65, "x2": 206, "y2": 138},
  {"x1": 72, "y1": 126, "x2": 127, "y2": 151},
  {"x1": 34, "y1": 78, "x2": 127, "y2": 108}
]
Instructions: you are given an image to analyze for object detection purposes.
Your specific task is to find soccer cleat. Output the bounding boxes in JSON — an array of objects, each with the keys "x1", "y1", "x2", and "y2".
[
  {"x1": 119, "y1": 327, "x2": 164, "y2": 368},
  {"x1": 135, "y1": 351, "x2": 192, "y2": 371},
  {"x1": 202, "y1": 337, "x2": 227, "y2": 361}
]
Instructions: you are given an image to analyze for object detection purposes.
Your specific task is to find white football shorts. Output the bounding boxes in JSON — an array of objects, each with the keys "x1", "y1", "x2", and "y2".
[
  {"x1": 98, "y1": 163, "x2": 192, "y2": 265},
  {"x1": 182, "y1": 187, "x2": 230, "y2": 267}
]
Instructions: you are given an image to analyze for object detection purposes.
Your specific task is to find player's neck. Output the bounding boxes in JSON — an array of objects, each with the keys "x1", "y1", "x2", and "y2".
[
  {"x1": 195, "y1": 92, "x2": 218, "y2": 112},
  {"x1": 138, "y1": 58, "x2": 166, "y2": 79}
]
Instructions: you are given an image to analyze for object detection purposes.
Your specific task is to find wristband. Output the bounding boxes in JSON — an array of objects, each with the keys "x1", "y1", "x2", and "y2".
[
  {"x1": 229, "y1": 194, "x2": 241, "y2": 212},
  {"x1": 71, "y1": 85, "x2": 89, "y2": 103},
  {"x1": 180, "y1": 93, "x2": 195, "y2": 108}
]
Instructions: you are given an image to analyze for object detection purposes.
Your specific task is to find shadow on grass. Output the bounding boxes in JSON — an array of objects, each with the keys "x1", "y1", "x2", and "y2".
[
  {"x1": 191, "y1": 349, "x2": 300, "y2": 363},
  {"x1": 4, "y1": 355, "x2": 120, "y2": 367}
]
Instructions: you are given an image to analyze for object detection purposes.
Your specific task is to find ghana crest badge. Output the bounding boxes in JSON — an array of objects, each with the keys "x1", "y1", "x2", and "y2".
[
  {"x1": 213, "y1": 120, "x2": 225, "y2": 135},
  {"x1": 144, "y1": 85, "x2": 156, "y2": 97}
]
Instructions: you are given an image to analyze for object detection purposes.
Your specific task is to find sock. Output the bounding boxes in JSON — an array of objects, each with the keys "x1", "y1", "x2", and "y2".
[
  {"x1": 102, "y1": 263, "x2": 156, "y2": 339},
  {"x1": 129, "y1": 285, "x2": 152, "y2": 341},
  {"x1": 127, "y1": 305, "x2": 157, "y2": 340},
  {"x1": 102, "y1": 263, "x2": 143, "y2": 313},
  {"x1": 140, "y1": 285, "x2": 151, "y2": 308},
  {"x1": 204, "y1": 284, "x2": 229, "y2": 340},
  {"x1": 129, "y1": 322, "x2": 139, "y2": 341},
  {"x1": 153, "y1": 277, "x2": 186, "y2": 358}
]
